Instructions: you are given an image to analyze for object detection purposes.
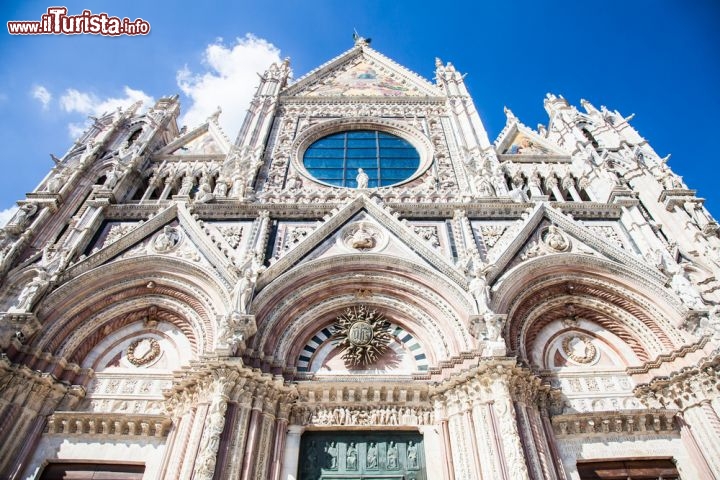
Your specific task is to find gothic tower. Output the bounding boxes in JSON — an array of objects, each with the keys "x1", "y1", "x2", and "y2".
[{"x1": 1, "y1": 37, "x2": 719, "y2": 479}]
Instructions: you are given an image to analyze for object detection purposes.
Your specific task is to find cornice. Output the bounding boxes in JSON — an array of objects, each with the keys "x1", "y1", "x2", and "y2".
[
  {"x1": 280, "y1": 96, "x2": 446, "y2": 105},
  {"x1": 551, "y1": 409, "x2": 678, "y2": 437},
  {"x1": 103, "y1": 199, "x2": 624, "y2": 222},
  {"x1": 626, "y1": 337, "x2": 709, "y2": 375},
  {"x1": 46, "y1": 412, "x2": 172, "y2": 438}
]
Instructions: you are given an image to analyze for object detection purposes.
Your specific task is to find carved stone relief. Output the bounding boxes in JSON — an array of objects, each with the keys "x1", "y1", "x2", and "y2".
[{"x1": 338, "y1": 221, "x2": 386, "y2": 252}]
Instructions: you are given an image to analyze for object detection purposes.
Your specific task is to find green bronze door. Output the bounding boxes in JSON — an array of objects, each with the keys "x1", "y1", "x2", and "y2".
[{"x1": 299, "y1": 431, "x2": 425, "y2": 480}]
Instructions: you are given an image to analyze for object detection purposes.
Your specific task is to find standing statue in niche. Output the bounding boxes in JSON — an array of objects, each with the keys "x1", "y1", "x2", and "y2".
[
  {"x1": 194, "y1": 176, "x2": 215, "y2": 203},
  {"x1": 232, "y1": 262, "x2": 265, "y2": 315},
  {"x1": 475, "y1": 176, "x2": 495, "y2": 197},
  {"x1": 11, "y1": 203, "x2": 38, "y2": 230},
  {"x1": 46, "y1": 171, "x2": 66, "y2": 194},
  {"x1": 356, "y1": 168, "x2": 369, "y2": 189},
  {"x1": 103, "y1": 163, "x2": 126, "y2": 189},
  {"x1": 670, "y1": 264, "x2": 706, "y2": 310},
  {"x1": 387, "y1": 441, "x2": 399, "y2": 469},
  {"x1": 233, "y1": 269, "x2": 255, "y2": 315},
  {"x1": 12, "y1": 269, "x2": 50, "y2": 312},
  {"x1": 407, "y1": 441, "x2": 418, "y2": 469},
  {"x1": 468, "y1": 265, "x2": 492, "y2": 315},
  {"x1": 366, "y1": 442, "x2": 378, "y2": 468},
  {"x1": 346, "y1": 442, "x2": 358, "y2": 470},
  {"x1": 213, "y1": 177, "x2": 228, "y2": 198},
  {"x1": 484, "y1": 314, "x2": 506, "y2": 342},
  {"x1": 326, "y1": 442, "x2": 338, "y2": 469}
]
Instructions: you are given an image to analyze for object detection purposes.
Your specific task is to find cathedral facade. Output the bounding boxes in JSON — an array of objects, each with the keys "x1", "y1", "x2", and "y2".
[{"x1": 1, "y1": 38, "x2": 719, "y2": 480}]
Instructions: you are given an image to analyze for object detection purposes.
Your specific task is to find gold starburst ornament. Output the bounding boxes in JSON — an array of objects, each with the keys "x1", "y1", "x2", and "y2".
[{"x1": 333, "y1": 305, "x2": 392, "y2": 367}]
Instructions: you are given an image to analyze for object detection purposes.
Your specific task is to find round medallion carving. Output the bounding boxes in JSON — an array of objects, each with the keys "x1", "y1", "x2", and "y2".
[
  {"x1": 542, "y1": 225, "x2": 570, "y2": 252},
  {"x1": 348, "y1": 321, "x2": 374, "y2": 346},
  {"x1": 126, "y1": 338, "x2": 161, "y2": 366},
  {"x1": 339, "y1": 222, "x2": 386, "y2": 252},
  {"x1": 561, "y1": 335, "x2": 597, "y2": 364},
  {"x1": 152, "y1": 226, "x2": 181, "y2": 253},
  {"x1": 333, "y1": 305, "x2": 392, "y2": 367}
]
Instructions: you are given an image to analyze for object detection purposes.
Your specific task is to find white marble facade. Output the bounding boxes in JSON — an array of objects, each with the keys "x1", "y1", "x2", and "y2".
[{"x1": 0, "y1": 36, "x2": 719, "y2": 479}]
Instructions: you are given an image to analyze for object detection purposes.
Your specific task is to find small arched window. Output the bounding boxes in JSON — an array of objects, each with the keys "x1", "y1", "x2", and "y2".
[{"x1": 127, "y1": 128, "x2": 142, "y2": 145}]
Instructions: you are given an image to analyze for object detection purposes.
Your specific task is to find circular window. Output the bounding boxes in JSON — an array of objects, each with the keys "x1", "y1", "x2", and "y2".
[{"x1": 303, "y1": 130, "x2": 420, "y2": 188}]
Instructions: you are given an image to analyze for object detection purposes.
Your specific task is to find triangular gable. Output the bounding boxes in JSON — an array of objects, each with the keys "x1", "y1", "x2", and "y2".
[
  {"x1": 257, "y1": 195, "x2": 466, "y2": 290},
  {"x1": 58, "y1": 203, "x2": 238, "y2": 286},
  {"x1": 486, "y1": 204, "x2": 668, "y2": 286},
  {"x1": 283, "y1": 45, "x2": 440, "y2": 98},
  {"x1": 156, "y1": 119, "x2": 230, "y2": 158},
  {"x1": 495, "y1": 115, "x2": 570, "y2": 159}
]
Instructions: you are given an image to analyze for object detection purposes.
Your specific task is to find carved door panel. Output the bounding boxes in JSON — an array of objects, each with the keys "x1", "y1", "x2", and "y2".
[{"x1": 299, "y1": 431, "x2": 425, "y2": 480}]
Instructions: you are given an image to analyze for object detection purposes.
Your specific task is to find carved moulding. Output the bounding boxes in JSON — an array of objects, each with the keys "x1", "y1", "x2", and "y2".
[
  {"x1": 633, "y1": 354, "x2": 720, "y2": 411},
  {"x1": 293, "y1": 404, "x2": 434, "y2": 427},
  {"x1": 163, "y1": 362, "x2": 296, "y2": 418},
  {"x1": 36, "y1": 254, "x2": 231, "y2": 357},
  {"x1": 252, "y1": 255, "x2": 474, "y2": 363},
  {"x1": 255, "y1": 289, "x2": 459, "y2": 370},
  {"x1": 497, "y1": 262, "x2": 685, "y2": 361},
  {"x1": 551, "y1": 409, "x2": 678, "y2": 436},
  {"x1": 46, "y1": 412, "x2": 172, "y2": 437},
  {"x1": 0, "y1": 311, "x2": 41, "y2": 349}
]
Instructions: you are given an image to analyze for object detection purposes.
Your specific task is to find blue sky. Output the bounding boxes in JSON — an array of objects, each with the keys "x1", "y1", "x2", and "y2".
[{"x1": 1, "y1": 1, "x2": 719, "y2": 223}]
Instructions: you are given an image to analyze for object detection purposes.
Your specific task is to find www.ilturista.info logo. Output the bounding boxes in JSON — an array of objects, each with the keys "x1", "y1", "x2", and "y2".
[{"x1": 7, "y1": 7, "x2": 150, "y2": 36}]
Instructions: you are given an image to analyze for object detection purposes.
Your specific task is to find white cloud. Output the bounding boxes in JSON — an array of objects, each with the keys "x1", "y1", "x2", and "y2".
[
  {"x1": 177, "y1": 34, "x2": 283, "y2": 137},
  {"x1": 59, "y1": 89, "x2": 94, "y2": 114},
  {"x1": 31, "y1": 85, "x2": 52, "y2": 109},
  {"x1": 58, "y1": 86, "x2": 154, "y2": 138},
  {"x1": 0, "y1": 206, "x2": 18, "y2": 227}
]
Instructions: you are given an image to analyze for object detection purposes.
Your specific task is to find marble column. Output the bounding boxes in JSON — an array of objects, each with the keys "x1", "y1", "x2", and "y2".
[
  {"x1": 280, "y1": 425, "x2": 304, "y2": 480},
  {"x1": 676, "y1": 412, "x2": 716, "y2": 479},
  {"x1": 240, "y1": 395, "x2": 265, "y2": 479},
  {"x1": 682, "y1": 404, "x2": 720, "y2": 475},
  {"x1": 270, "y1": 415, "x2": 289, "y2": 480}
]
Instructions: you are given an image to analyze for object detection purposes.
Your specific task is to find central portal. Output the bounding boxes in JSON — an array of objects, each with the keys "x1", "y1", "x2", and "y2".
[{"x1": 298, "y1": 431, "x2": 425, "y2": 480}]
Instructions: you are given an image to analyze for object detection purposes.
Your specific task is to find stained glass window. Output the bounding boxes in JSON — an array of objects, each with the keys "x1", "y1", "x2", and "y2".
[{"x1": 303, "y1": 130, "x2": 420, "y2": 188}]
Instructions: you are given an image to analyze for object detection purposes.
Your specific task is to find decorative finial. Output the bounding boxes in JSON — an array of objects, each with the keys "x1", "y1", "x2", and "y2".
[
  {"x1": 209, "y1": 106, "x2": 222, "y2": 122},
  {"x1": 435, "y1": 57, "x2": 443, "y2": 68}
]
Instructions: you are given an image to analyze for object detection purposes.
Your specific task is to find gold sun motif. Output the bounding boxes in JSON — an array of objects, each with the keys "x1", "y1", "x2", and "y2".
[{"x1": 333, "y1": 305, "x2": 393, "y2": 367}]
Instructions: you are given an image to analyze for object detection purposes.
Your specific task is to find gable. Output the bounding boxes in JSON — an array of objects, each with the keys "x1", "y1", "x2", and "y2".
[
  {"x1": 502, "y1": 132, "x2": 552, "y2": 155},
  {"x1": 301, "y1": 58, "x2": 420, "y2": 97},
  {"x1": 172, "y1": 130, "x2": 225, "y2": 155},
  {"x1": 58, "y1": 204, "x2": 238, "y2": 287},
  {"x1": 283, "y1": 46, "x2": 439, "y2": 99},
  {"x1": 495, "y1": 118, "x2": 570, "y2": 159},
  {"x1": 156, "y1": 121, "x2": 230, "y2": 158},
  {"x1": 258, "y1": 195, "x2": 466, "y2": 290},
  {"x1": 484, "y1": 204, "x2": 667, "y2": 287}
]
